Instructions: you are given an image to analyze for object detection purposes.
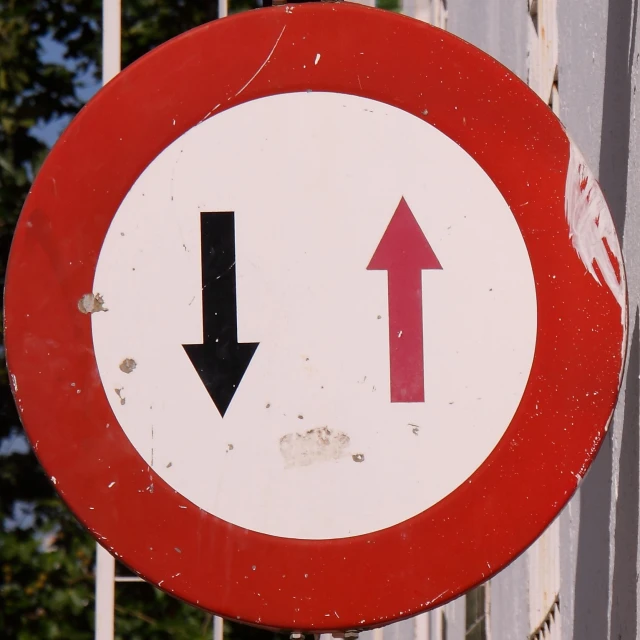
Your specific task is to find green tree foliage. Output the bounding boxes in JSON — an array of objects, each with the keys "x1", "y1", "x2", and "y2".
[{"x1": 0, "y1": 1, "x2": 283, "y2": 638}]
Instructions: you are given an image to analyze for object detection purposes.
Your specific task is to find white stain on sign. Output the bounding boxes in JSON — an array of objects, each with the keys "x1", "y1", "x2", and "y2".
[{"x1": 564, "y1": 140, "x2": 626, "y2": 318}]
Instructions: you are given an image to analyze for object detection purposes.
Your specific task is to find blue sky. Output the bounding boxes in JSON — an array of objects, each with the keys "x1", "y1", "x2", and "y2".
[{"x1": 31, "y1": 36, "x2": 100, "y2": 147}]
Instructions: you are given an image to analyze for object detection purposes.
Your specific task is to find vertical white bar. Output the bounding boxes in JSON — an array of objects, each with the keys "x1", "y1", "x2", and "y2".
[
  {"x1": 372, "y1": 628, "x2": 384, "y2": 640},
  {"x1": 430, "y1": 608, "x2": 442, "y2": 640},
  {"x1": 95, "y1": 545, "x2": 116, "y2": 640},
  {"x1": 402, "y1": 0, "x2": 432, "y2": 24},
  {"x1": 102, "y1": 0, "x2": 122, "y2": 84},
  {"x1": 485, "y1": 583, "x2": 493, "y2": 640},
  {"x1": 213, "y1": 616, "x2": 224, "y2": 640},
  {"x1": 218, "y1": 0, "x2": 228, "y2": 19},
  {"x1": 414, "y1": 613, "x2": 430, "y2": 640},
  {"x1": 96, "y1": 2, "x2": 121, "y2": 638}
]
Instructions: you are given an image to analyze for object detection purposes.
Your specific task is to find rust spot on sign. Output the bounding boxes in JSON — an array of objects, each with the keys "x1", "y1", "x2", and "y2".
[
  {"x1": 119, "y1": 358, "x2": 137, "y2": 374},
  {"x1": 78, "y1": 293, "x2": 107, "y2": 314}
]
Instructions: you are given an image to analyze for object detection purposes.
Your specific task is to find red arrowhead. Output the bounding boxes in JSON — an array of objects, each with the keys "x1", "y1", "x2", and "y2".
[
  {"x1": 368, "y1": 197, "x2": 442, "y2": 404},
  {"x1": 367, "y1": 198, "x2": 442, "y2": 272}
]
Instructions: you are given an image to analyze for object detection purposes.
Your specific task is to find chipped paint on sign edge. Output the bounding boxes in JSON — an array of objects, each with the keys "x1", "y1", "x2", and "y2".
[
  {"x1": 564, "y1": 139, "x2": 627, "y2": 335},
  {"x1": 564, "y1": 139, "x2": 628, "y2": 484}
]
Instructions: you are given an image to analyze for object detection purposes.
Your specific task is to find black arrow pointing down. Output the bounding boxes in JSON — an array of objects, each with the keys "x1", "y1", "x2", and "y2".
[{"x1": 183, "y1": 211, "x2": 259, "y2": 417}]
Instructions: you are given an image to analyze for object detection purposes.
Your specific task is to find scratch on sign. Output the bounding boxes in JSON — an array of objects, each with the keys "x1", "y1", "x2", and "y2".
[
  {"x1": 234, "y1": 26, "x2": 287, "y2": 98},
  {"x1": 199, "y1": 26, "x2": 287, "y2": 123},
  {"x1": 199, "y1": 104, "x2": 221, "y2": 123}
]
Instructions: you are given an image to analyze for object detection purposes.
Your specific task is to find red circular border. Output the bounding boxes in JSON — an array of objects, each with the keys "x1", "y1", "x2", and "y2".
[{"x1": 5, "y1": 4, "x2": 627, "y2": 631}]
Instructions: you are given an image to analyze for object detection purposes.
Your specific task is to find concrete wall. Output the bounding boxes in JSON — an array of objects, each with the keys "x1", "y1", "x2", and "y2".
[
  {"x1": 559, "y1": 1, "x2": 640, "y2": 639},
  {"x1": 447, "y1": 0, "x2": 529, "y2": 82}
]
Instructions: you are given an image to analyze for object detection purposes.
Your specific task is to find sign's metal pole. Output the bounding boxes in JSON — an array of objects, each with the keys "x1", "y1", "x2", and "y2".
[
  {"x1": 95, "y1": 545, "x2": 116, "y2": 640},
  {"x1": 102, "y1": 0, "x2": 122, "y2": 84},
  {"x1": 414, "y1": 612, "x2": 429, "y2": 640},
  {"x1": 209, "y1": 0, "x2": 224, "y2": 627},
  {"x1": 209, "y1": 2, "x2": 223, "y2": 629},
  {"x1": 95, "y1": 2, "x2": 121, "y2": 640},
  {"x1": 213, "y1": 614, "x2": 224, "y2": 640}
]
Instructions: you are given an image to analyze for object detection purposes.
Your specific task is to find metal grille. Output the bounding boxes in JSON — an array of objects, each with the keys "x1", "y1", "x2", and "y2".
[
  {"x1": 528, "y1": 519, "x2": 561, "y2": 640},
  {"x1": 527, "y1": 0, "x2": 559, "y2": 114}
]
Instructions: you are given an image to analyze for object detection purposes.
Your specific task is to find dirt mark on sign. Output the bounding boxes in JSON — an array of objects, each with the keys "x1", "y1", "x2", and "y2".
[
  {"x1": 119, "y1": 358, "x2": 137, "y2": 374},
  {"x1": 279, "y1": 426, "x2": 350, "y2": 468},
  {"x1": 114, "y1": 388, "x2": 126, "y2": 405}
]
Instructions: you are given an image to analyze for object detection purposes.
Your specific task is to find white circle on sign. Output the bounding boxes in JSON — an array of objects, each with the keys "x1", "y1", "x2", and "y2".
[{"x1": 92, "y1": 92, "x2": 536, "y2": 540}]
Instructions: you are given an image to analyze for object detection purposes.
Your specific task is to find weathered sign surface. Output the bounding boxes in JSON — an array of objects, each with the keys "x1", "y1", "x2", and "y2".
[{"x1": 5, "y1": 3, "x2": 627, "y2": 631}]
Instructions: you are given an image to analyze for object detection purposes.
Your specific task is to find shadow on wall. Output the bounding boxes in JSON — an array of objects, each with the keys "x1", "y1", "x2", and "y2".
[
  {"x1": 598, "y1": 0, "x2": 638, "y2": 234},
  {"x1": 573, "y1": 318, "x2": 639, "y2": 640},
  {"x1": 572, "y1": 1, "x2": 639, "y2": 638},
  {"x1": 610, "y1": 313, "x2": 638, "y2": 640}
]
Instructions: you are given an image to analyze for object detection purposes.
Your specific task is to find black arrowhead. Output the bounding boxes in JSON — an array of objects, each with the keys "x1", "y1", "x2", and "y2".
[{"x1": 183, "y1": 212, "x2": 259, "y2": 417}]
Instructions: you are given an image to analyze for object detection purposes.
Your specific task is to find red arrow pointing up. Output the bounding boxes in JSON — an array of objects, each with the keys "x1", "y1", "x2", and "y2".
[{"x1": 368, "y1": 197, "x2": 442, "y2": 403}]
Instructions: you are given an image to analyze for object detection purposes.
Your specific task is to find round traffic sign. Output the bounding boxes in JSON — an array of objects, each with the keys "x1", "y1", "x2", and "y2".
[{"x1": 5, "y1": 3, "x2": 627, "y2": 631}]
